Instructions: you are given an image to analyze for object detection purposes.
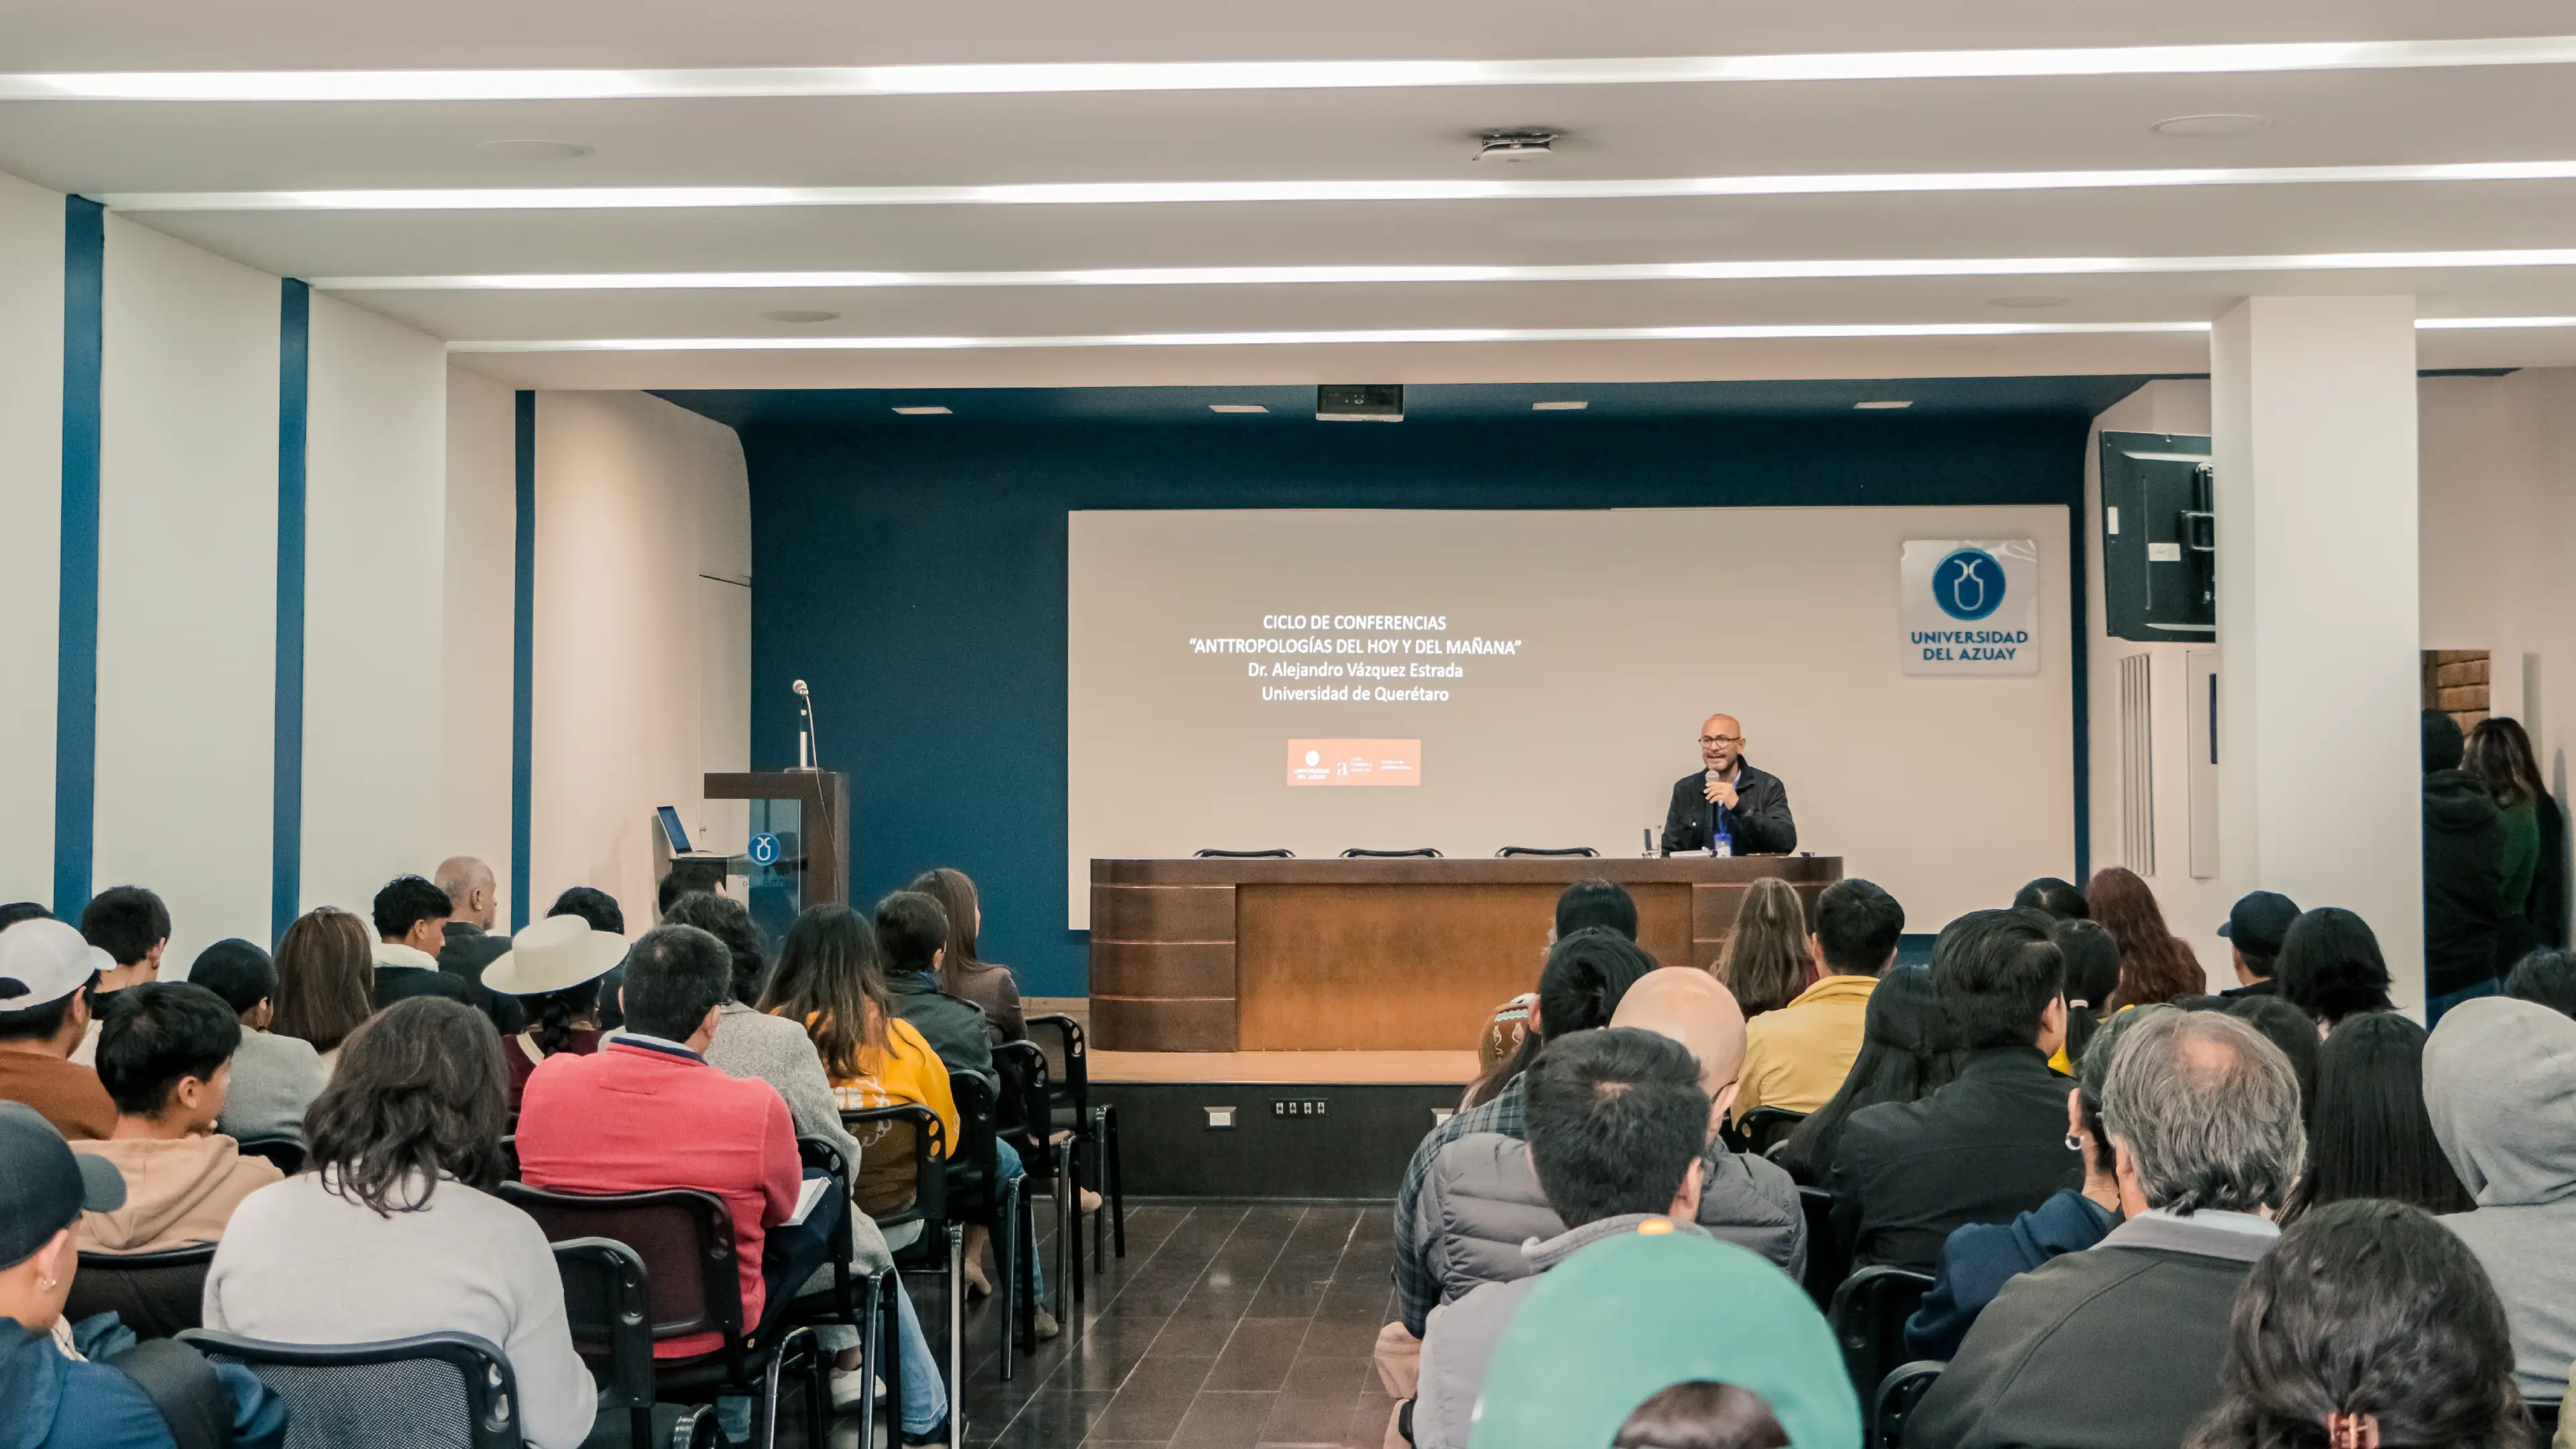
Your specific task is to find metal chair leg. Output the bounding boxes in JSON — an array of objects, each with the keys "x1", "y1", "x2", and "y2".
[
  {"x1": 1054, "y1": 1139, "x2": 1074, "y2": 1323},
  {"x1": 945, "y1": 1222, "x2": 965, "y2": 1444},
  {"x1": 757, "y1": 1350, "x2": 784, "y2": 1449},
  {"x1": 1104, "y1": 1104, "x2": 1127, "y2": 1258},
  {"x1": 997, "y1": 1174, "x2": 1021, "y2": 1377},
  {"x1": 856, "y1": 1271, "x2": 884, "y2": 1449},
  {"x1": 1089, "y1": 1108, "x2": 1109, "y2": 1270}
]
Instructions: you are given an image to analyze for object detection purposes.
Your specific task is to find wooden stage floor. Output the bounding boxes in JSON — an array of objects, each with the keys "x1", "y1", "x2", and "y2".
[{"x1": 1090, "y1": 1050, "x2": 1477, "y2": 1085}]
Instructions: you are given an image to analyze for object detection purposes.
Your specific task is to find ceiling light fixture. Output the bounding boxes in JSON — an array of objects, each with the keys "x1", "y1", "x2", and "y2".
[
  {"x1": 1852, "y1": 400, "x2": 1913, "y2": 409},
  {"x1": 447, "y1": 319, "x2": 2215, "y2": 354},
  {"x1": 475, "y1": 138, "x2": 593, "y2": 160},
  {"x1": 2151, "y1": 113, "x2": 2272, "y2": 137},
  {"x1": 891, "y1": 405, "x2": 952, "y2": 414},
  {"x1": 1474, "y1": 129, "x2": 1558, "y2": 162},
  {"x1": 315, "y1": 245, "x2": 2576, "y2": 293},
  {"x1": 1209, "y1": 403, "x2": 1269, "y2": 413},
  {"x1": 20, "y1": 36, "x2": 2576, "y2": 102},
  {"x1": 762, "y1": 308, "x2": 840, "y2": 323},
  {"x1": 1989, "y1": 294, "x2": 2073, "y2": 309},
  {"x1": 1531, "y1": 400, "x2": 1589, "y2": 410},
  {"x1": 103, "y1": 158, "x2": 2576, "y2": 213}
]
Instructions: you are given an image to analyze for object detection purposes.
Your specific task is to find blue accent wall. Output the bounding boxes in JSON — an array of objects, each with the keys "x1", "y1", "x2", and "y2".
[
  {"x1": 510, "y1": 391, "x2": 537, "y2": 931},
  {"x1": 725, "y1": 400, "x2": 2098, "y2": 998},
  {"x1": 271, "y1": 280, "x2": 309, "y2": 943},
  {"x1": 52, "y1": 197, "x2": 103, "y2": 919}
]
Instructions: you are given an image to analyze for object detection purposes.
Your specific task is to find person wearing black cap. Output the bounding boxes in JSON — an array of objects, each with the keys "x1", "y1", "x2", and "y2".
[{"x1": 2219, "y1": 891, "x2": 2300, "y2": 999}]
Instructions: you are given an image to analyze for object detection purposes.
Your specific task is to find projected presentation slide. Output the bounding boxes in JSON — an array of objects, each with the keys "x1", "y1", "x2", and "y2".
[{"x1": 1066, "y1": 507, "x2": 2073, "y2": 928}]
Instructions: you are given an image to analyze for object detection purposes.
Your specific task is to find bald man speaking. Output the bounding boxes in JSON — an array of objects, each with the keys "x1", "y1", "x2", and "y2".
[{"x1": 1659, "y1": 713, "x2": 1797, "y2": 856}]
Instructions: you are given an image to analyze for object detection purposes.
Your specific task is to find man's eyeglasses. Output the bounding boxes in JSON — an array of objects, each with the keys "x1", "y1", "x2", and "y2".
[{"x1": 1699, "y1": 735, "x2": 1742, "y2": 747}]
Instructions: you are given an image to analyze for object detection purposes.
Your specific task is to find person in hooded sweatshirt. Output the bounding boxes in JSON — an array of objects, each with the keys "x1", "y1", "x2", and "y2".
[
  {"x1": 72, "y1": 983, "x2": 282, "y2": 1257},
  {"x1": 2423, "y1": 994, "x2": 2576, "y2": 1401},
  {"x1": 2424, "y1": 710, "x2": 2510, "y2": 1025}
]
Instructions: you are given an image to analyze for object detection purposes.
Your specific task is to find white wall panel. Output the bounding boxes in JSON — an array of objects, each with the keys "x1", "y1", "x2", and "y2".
[
  {"x1": 530, "y1": 392, "x2": 748, "y2": 927},
  {"x1": 302, "y1": 294, "x2": 447, "y2": 915},
  {"x1": 443, "y1": 366, "x2": 518, "y2": 916},
  {"x1": 94, "y1": 216, "x2": 279, "y2": 966},
  {"x1": 0, "y1": 171, "x2": 64, "y2": 905}
]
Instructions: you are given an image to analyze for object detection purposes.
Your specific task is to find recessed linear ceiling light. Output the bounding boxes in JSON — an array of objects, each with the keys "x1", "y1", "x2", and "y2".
[
  {"x1": 476, "y1": 138, "x2": 592, "y2": 160},
  {"x1": 2151, "y1": 113, "x2": 2271, "y2": 138},
  {"x1": 102, "y1": 158, "x2": 2576, "y2": 213},
  {"x1": 21, "y1": 36, "x2": 2576, "y2": 101},
  {"x1": 449, "y1": 320, "x2": 2217, "y2": 354},
  {"x1": 891, "y1": 404, "x2": 952, "y2": 414},
  {"x1": 1989, "y1": 294, "x2": 2073, "y2": 309},
  {"x1": 312, "y1": 246, "x2": 2576, "y2": 293},
  {"x1": 762, "y1": 308, "x2": 840, "y2": 323},
  {"x1": 1853, "y1": 399, "x2": 1913, "y2": 409},
  {"x1": 1475, "y1": 129, "x2": 1558, "y2": 163},
  {"x1": 1531, "y1": 400, "x2": 1589, "y2": 410},
  {"x1": 1209, "y1": 403, "x2": 1269, "y2": 413}
]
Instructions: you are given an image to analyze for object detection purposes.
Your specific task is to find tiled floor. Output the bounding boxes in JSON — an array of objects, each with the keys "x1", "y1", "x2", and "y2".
[{"x1": 838, "y1": 1201, "x2": 1400, "y2": 1449}]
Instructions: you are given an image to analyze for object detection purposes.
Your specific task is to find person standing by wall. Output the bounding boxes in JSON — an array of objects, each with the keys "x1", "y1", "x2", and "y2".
[{"x1": 2424, "y1": 711, "x2": 2508, "y2": 1024}]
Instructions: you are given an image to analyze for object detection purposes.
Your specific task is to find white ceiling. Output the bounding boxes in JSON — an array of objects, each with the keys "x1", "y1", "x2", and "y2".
[{"x1": 11, "y1": 2, "x2": 2576, "y2": 388}]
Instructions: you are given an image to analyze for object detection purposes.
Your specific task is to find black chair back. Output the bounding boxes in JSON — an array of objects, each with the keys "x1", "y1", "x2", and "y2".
[
  {"x1": 2528, "y1": 1400, "x2": 2563, "y2": 1442},
  {"x1": 498, "y1": 1185, "x2": 745, "y2": 1359},
  {"x1": 841, "y1": 1102, "x2": 946, "y2": 1226},
  {"x1": 1340, "y1": 847, "x2": 1441, "y2": 857},
  {"x1": 235, "y1": 1137, "x2": 305, "y2": 1175},
  {"x1": 1732, "y1": 1106, "x2": 1808, "y2": 1157},
  {"x1": 1797, "y1": 1187, "x2": 1846, "y2": 1305},
  {"x1": 992, "y1": 1041, "x2": 1052, "y2": 1153},
  {"x1": 68, "y1": 1243, "x2": 216, "y2": 1340},
  {"x1": 948, "y1": 1068, "x2": 1003, "y2": 1202},
  {"x1": 1872, "y1": 1360, "x2": 1945, "y2": 1449},
  {"x1": 180, "y1": 1329, "x2": 522, "y2": 1449},
  {"x1": 1495, "y1": 846, "x2": 1600, "y2": 857},
  {"x1": 547, "y1": 1237, "x2": 655, "y2": 1411},
  {"x1": 1830, "y1": 1266, "x2": 1936, "y2": 1397}
]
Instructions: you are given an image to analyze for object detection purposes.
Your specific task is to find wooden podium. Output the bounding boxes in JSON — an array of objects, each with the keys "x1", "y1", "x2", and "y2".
[
  {"x1": 702, "y1": 771, "x2": 850, "y2": 909},
  {"x1": 1088, "y1": 855, "x2": 1842, "y2": 1052}
]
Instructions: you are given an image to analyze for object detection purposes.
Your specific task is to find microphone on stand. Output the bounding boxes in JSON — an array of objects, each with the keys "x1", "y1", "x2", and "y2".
[{"x1": 792, "y1": 679, "x2": 822, "y2": 772}]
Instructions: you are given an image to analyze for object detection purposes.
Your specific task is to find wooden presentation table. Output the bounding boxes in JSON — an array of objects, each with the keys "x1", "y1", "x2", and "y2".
[{"x1": 1089, "y1": 855, "x2": 1844, "y2": 1053}]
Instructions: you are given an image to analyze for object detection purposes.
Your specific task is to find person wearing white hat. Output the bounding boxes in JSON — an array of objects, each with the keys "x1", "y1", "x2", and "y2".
[
  {"x1": 480, "y1": 915, "x2": 628, "y2": 1112},
  {"x1": 0, "y1": 920, "x2": 119, "y2": 1140}
]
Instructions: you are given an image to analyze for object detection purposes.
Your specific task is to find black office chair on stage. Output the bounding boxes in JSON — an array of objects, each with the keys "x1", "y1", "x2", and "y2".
[
  {"x1": 1026, "y1": 1012, "x2": 1127, "y2": 1273},
  {"x1": 1830, "y1": 1266, "x2": 1936, "y2": 1399},
  {"x1": 68, "y1": 1243, "x2": 215, "y2": 1341},
  {"x1": 1341, "y1": 847, "x2": 1441, "y2": 857},
  {"x1": 1495, "y1": 846, "x2": 1600, "y2": 857},
  {"x1": 182, "y1": 1329, "x2": 524, "y2": 1449}
]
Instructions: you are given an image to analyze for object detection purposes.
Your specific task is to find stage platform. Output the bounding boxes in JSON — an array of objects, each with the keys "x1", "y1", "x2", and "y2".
[
  {"x1": 1085, "y1": 1046, "x2": 1473, "y2": 1199},
  {"x1": 1092, "y1": 1049, "x2": 1477, "y2": 1085}
]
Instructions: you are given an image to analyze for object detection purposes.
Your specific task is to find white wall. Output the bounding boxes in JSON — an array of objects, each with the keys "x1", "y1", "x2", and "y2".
[
  {"x1": 0, "y1": 172, "x2": 63, "y2": 905},
  {"x1": 301, "y1": 294, "x2": 449, "y2": 917},
  {"x1": 443, "y1": 367, "x2": 518, "y2": 918},
  {"x1": 93, "y1": 216, "x2": 280, "y2": 968},
  {"x1": 529, "y1": 391, "x2": 750, "y2": 928}
]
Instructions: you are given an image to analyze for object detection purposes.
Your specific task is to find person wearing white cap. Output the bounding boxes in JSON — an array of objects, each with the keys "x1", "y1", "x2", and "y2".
[
  {"x1": 480, "y1": 915, "x2": 628, "y2": 1112},
  {"x1": 0, "y1": 920, "x2": 119, "y2": 1140}
]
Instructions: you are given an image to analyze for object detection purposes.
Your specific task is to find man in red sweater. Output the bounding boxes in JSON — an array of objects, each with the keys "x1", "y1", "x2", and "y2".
[{"x1": 517, "y1": 923, "x2": 836, "y2": 1358}]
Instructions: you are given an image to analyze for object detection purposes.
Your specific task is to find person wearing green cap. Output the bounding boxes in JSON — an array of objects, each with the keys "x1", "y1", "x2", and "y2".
[{"x1": 1466, "y1": 1220, "x2": 1860, "y2": 1449}]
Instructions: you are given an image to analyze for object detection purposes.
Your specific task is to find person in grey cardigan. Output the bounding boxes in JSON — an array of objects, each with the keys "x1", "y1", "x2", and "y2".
[
  {"x1": 2426, "y1": 995, "x2": 2576, "y2": 1401},
  {"x1": 185, "y1": 938, "x2": 325, "y2": 1144}
]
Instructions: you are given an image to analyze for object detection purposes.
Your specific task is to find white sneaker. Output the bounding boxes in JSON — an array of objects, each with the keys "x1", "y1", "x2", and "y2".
[{"x1": 828, "y1": 1367, "x2": 884, "y2": 1413}]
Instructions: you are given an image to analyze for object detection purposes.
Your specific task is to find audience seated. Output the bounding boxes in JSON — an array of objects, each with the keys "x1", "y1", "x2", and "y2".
[
  {"x1": 2425, "y1": 996, "x2": 2576, "y2": 1402},
  {"x1": 1909, "y1": 1010, "x2": 2304, "y2": 1449},
  {"x1": 0, "y1": 920, "x2": 116, "y2": 1141},
  {"x1": 2216, "y1": 996, "x2": 2320, "y2": 1119},
  {"x1": 204, "y1": 997, "x2": 596, "y2": 1449},
  {"x1": 1736, "y1": 877, "x2": 1903, "y2": 1116},
  {"x1": 266, "y1": 908, "x2": 375, "y2": 1074},
  {"x1": 478, "y1": 915, "x2": 622, "y2": 1111},
  {"x1": 1458, "y1": 881, "x2": 1640, "y2": 1112},
  {"x1": 518, "y1": 924, "x2": 837, "y2": 1368},
  {"x1": 2216, "y1": 890, "x2": 2298, "y2": 999},
  {"x1": 2086, "y1": 867, "x2": 2206, "y2": 1006},
  {"x1": 1413, "y1": 1027, "x2": 1724, "y2": 1449},
  {"x1": 1905, "y1": 1005, "x2": 2162, "y2": 1361},
  {"x1": 2277, "y1": 907, "x2": 2397, "y2": 1028},
  {"x1": 72, "y1": 983, "x2": 280, "y2": 1255},
  {"x1": 1, "y1": 1102, "x2": 289, "y2": 1449},
  {"x1": 1720, "y1": 877, "x2": 1811, "y2": 1018},
  {"x1": 366, "y1": 875, "x2": 471, "y2": 1011},
  {"x1": 873, "y1": 892, "x2": 994, "y2": 1081},
  {"x1": 2052, "y1": 918, "x2": 2121, "y2": 1069},
  {"x1": 2011, "y1": 877, "x2": 2089, "y2": 921},
  {"x1": 2425, "y1": 709, "x2": 2510, "y2": 1025},
  {"x1": 2282, "y1": 1011, "x2": 2470, "y2": 1223},
  {"x1": 70, "y1": 887, "x2": 170, "y2": 1067},
  {"x1": 1467, "y1": 1228, "x2": 1859, "y2": 1449},
  {"x1": 431, "y1": 855, "x2": 526, "y2": 1034},
  {"x1": 907, "y1": 869, "x2": 1024, "y2": 1044},
  {"x1": 184, "y1": 939, "x2": 325, "y2": 1146},
  {"x1": 2508, "y1": 947, "x2": 2576, "y2": 1020},
  {"x1": 1829, "y1": 911, "x2": 2082, "y2": 1269},
  {"x1": 547, "y1": 885, "x2": 630, "y2": 1029},
  {"x1": 1458, "y1": 992, "x2": 1536, "y2": 1112},
  {"x1": 1392, "y1": 927, "x2": 1657, "y2": 1340},
  {"x1": 2186, "y1": 1200, "x2": 2527, "y2": 1449},
  {"x1": 1557, "y1": 878, "x2": 1640, "y2": 942},
  {"x1": 1771, "y1": 963, "x2": 1954, "y2": 1187},
  {"x1": 757, "y1": 904, "x2": 958, "y2": 1440}
]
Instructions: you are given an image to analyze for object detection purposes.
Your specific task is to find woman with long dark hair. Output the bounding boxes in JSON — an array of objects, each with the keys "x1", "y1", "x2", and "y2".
[
  {"x1": 2053, "y1": 918, "x2": 2123, "y2": 1069},
  {"x1": 2186, "y1": 1199, "x2": 2531, "y2": 1449},
  {"x1": 2278, "y1": 908, "x2": 2396, "y2": 1028},
  {"x1": 1773, "y1": 965, "x2": 1956, "y2": 1185},
  {"x1": 1722, "y1": 877, "x2": 1812, "y2": 1018},
  {"x1": 907, "y1": 867, "x2": 1024, "y2": 1042},
  {"x1": 2282, "y1": 1012, "x2": 2473, "y2": 1222},
  {"x1": 268, "y1": 906, "x2": 376, "y2": 1073},
  {"x1": 481, "y1": 914, "x2": 624, "y2": 1112},
  {"x1": 2085, "y1": 867, "x2": 2206, "y2": 1007},
  {"x1": 2470, "y1": 716, "x2": 2562, "y2": 965},
  {"x1": 201, "y1": 998, "x2": 598, "y2": 1448}
]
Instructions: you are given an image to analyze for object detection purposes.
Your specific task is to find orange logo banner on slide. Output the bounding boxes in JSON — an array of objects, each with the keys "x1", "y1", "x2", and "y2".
[{"x1": 1287, "y1": 739, "x2": 1422, "y2": 787}]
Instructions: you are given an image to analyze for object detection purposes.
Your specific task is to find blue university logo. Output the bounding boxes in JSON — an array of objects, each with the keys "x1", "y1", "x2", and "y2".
[
  {"x1": 1932, "y1": 548, "x2": 2005, "y2": 621},
  {"x1": 748, "y1": 833, "x2": 781, "y2": 867}
]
